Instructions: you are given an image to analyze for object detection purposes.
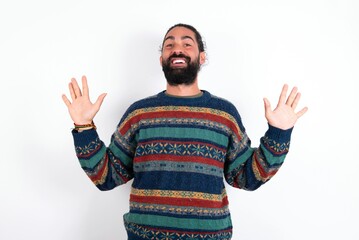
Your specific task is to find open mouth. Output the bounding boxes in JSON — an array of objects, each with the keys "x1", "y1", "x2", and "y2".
[
  {"x1": 170, "y1": 58, "x2": 188, "y2": 67},
  {"x1": 172, "y1": 59, "x2": 186, "y2": 64}
]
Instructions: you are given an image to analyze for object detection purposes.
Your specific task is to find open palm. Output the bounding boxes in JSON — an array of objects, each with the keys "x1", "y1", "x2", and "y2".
[
  {"x1": 264, "y1": 84, "x2": 308, "y2": 130},
  {"x1": 62, "y1": 76, "x2": 106, "y2": 125}
]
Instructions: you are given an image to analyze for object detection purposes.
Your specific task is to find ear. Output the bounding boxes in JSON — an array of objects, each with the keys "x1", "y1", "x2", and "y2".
[
  {"x1": 160, "y1": 56, "x2": 163, "y2": 66},
  {"x1": 199, "y1": 52, "x2": 206, "y2": 65}
]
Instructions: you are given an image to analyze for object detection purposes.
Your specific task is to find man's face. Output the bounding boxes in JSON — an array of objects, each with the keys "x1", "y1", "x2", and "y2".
[{"x1": 160, "y1": 27, "x2": 206, "y2": 86}]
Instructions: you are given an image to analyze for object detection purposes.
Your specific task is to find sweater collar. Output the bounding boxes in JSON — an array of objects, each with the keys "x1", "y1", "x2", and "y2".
[{"x1": 157, "y1": 90, "x2": 211, "y2": 105}]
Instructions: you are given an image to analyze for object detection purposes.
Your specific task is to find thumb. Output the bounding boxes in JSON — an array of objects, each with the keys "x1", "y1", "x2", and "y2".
[
  {"x1": 263, "y1": 98, "x2": 271, "y2": 114},
  {"x1": 94, "y1": 93, "x2": 107, "y2": 109}
]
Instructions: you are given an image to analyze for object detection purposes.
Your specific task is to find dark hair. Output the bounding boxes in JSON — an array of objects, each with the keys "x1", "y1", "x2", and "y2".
[{"x1": 162, "y1": 23, "x2": 206, "y2": 52}]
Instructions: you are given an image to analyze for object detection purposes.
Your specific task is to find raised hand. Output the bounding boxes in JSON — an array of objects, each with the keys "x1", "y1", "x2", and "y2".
[
  {"x1": 62, "y1": 76, "x2": 107, "y2": 125},
  {"x1": 263, "y1": 84, "x2": 308, "y2": 130}
]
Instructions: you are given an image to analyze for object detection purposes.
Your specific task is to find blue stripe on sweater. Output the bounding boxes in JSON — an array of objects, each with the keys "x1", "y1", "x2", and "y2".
[{"x1": 132, "y1": 171, "x2": 224, "y2": 194}]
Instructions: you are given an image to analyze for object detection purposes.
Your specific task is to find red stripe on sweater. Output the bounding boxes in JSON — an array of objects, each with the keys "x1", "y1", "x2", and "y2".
[
  {"x1": 77, "y1": 142, "x2": 102, "y2": 158},
  {"x1": 109, "y1": 156, "x2": 131, "y2": 183},
  {"x1": 89, "y1": 155, "x2": 130, "y2": 183},
  {"x1": 119, "y1": 111, "x2": 241, "y2": 140},
  {"x1": 254, "y1": 154, "x2": 277, "y2": 180},
  {"x1": 134, "y1": 154, "x2": 224, "y2": 168},
  {"x1": 130, "y1": 195, "x2": 229, "y2": 209},
  {"x1": 232, "y1": 168, "x2": 244, "y2": 188},
  {"x1": 89, "y1": 156, "x2": 108, "y2": 182}
]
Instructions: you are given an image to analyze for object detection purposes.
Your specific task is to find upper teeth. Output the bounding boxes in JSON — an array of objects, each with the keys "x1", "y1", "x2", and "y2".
[{"x1": 173, "y1": 59, "x2": 185, "y2": 64}]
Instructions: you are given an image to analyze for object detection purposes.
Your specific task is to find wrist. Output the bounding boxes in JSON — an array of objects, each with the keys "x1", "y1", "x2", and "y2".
[
  {"x1": 73, "y1": 121, "x2": 97, "y2": 131},
  {"x1": 74, "y1": 120, "x2": 93, "y2": 125},
  {"x1": 76, "y1": 127, "x2": 94, "y2": 132}
]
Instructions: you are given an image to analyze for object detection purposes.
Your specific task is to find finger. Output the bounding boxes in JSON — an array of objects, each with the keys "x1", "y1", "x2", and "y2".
[
  {"x1": 278, "y1": 84, "x2": 288, "y2": 105},
  {"x1": 296, "y1": 106, "x2": 308, "y2": 118},
  {"x1": 62, "y1": 94, "x2": 71, "y2": 107},
  {"x1": 291, "y1": 92, "x2": 301, "y2": 110},
  {"x1": 82, "y1": 75, "x2": 89, "y2": 97},
  {"x1": 286, "y1": 86, "x2": 298, "y2": 106},
  {"x1": 94, "y1": 93, "x2": 107, "y2": 109},
  {"x1": 69, "y1": 81, "x2": 76, "y2": 101},
  {"x1": 71, "y1": 78, "x2": 82, "y2": 98}
]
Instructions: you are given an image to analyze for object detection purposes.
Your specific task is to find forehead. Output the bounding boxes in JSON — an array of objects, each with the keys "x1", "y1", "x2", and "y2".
[{"x1": 164, "y1": 27, "x2": 197, "y2": 43}]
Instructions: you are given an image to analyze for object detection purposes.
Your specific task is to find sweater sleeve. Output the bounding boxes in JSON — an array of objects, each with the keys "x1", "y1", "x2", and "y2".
[
  {"x1": 224, "y1": 120, "x2": 293, "y2": 191},
  {"x1": 72, "y1": 121, "x2": 136, "y2": 191}
]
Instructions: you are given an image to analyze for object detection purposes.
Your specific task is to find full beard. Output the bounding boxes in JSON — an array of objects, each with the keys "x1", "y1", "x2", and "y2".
[{"x1": 162, "y1": 54, "x2": 201, "y2": 86}]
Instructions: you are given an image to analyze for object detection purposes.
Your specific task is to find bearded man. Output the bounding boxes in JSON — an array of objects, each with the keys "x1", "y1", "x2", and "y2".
[{"x1": 62, "y1": 23, "x2": 307, "y2": 240}]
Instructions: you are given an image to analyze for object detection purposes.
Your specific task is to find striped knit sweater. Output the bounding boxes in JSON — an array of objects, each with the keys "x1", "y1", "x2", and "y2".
[{"x1": 72, "y1": 90, "x2": 292, "y2": 240}]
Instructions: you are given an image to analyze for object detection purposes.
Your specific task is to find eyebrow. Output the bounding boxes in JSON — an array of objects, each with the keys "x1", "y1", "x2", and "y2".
[{"x1": 163, "y1": 35, "x2": 195, "y2": 42}]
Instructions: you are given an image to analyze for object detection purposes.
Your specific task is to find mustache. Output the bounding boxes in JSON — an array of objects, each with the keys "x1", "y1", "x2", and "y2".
[{"x1": 168, "y1": 53, "x2": 191, "y2": 62}]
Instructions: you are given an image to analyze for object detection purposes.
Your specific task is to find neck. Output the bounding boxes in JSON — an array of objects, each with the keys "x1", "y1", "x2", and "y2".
[{"x1": 166, "y1": 80, "x2": 201, "y2": 97}]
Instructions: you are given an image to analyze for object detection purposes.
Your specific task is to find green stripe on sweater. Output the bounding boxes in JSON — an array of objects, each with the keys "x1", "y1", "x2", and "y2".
[
  {"x1": 124, "y1": 213, "x2": 232, "y2": 230},
  {"x1": 226, "y1": 148, "x2": 254, "y2": 172},
  {"x1": 260, "y1": 146, "x2": 286, "y2": 165},
  {"x1": 140, "y1": 127, "x2": 228, "y2": 146},
  {"x1": 79, "y1": 146, "x2": 106, "y2": 169},
  {"x1": 109, "y1": 142, "x2": 133, "y2": 167}
]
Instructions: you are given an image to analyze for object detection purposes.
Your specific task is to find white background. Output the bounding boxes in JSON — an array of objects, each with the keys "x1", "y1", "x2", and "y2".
[{"x1": 1, "y1": 0, "x2": 358, "y2": 239}]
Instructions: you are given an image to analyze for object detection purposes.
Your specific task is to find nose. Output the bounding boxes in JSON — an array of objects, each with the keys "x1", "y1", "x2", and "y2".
[
  {"x1": 172, "y1": 44, "x2": 184, "y2": 55},
  {"x1": 172, "y1": 49, "x2": 183, "y2": 55}
]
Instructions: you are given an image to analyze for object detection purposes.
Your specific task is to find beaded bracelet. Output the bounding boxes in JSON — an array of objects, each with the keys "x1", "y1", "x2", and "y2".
[{"x1": 73, "y1": 121, "x2": 97, "y2": 131}]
